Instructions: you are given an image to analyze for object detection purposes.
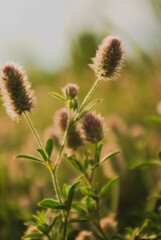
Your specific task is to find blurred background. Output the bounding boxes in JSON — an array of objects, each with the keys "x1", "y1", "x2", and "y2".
[{"x1": 0, "y1": 0, "x2": 161, "y2": 239}]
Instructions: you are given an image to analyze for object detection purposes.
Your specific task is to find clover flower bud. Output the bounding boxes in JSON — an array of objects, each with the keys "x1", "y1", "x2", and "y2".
[
  {"x1": 0, "y1": 62, "x2": 35, "y2": 121},
  {"x1": 89, "y1": 36, "x2": 124, "y2": 81},
  {"x1": 54, "y1": 108, "x2": 68, "y2": 132},
  {"x1": 67, "y1": 123, "x2": 84, "y2": 150},
  {"x1": 63, "y1": 83, "x2": 79, "y2": 98},
  {"x1": 75, "y1": 231, "x2": 91, "y2": 240},
  {"x1": 83, "y1": 112, "x2": 105, "y2": 144}
]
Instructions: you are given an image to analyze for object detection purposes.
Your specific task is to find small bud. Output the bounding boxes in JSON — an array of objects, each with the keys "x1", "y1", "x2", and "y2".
[
  {"x1": 54, "y1": 108, "x2": 68, "y2": 132},
  {"x1": 75, "y1": 231, "x2": 91, "y2": 240},
  {"x1": 83, "y1": 112, "x2": 105, "y2": 144},
  {"x1": 63, "y1": 83, "x2": 79, "y2": 98},
  {"x1": 67, "y1": 123, "x2": 84, "y2": 150},
  {"x1": 0, "y1": 62, "x2": 35, "y2": 121},
  {"x1": 89, "y1": 36, "x2": 124, "y2": 81}
]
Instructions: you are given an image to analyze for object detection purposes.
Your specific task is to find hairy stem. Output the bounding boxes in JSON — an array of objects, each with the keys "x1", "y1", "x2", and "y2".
[
  {"x1": 23, "y1": 112, "x2": 61, "y2": 203},
  {"x1": 23, "y1": 112, "x2": 43, "y2": 149},
  {"x1": 79, "y1": 77, "x2": 101, "y2": 112}
]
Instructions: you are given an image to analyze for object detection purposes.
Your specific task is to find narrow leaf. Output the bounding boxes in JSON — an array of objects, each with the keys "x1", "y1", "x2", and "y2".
[
  {"x1": 38, "y1": 199, "x2": 67, "y2": 210},
  {"x1": 131, "y1": 161, "x2": 161, "y2": 169},
  {"x1": 100, "y1": 151, "x2": 120, "y2": 165},
  {"x1": 146, "y1": 116, "x2": 161, "y2": 123},
  {"x1": 50, "y1": 92, "x2": 65, "y2": 102},
  {"x1": 22, "y1": 232, "x2": 45, "y2": 239},
  {"x1": 100, "y1": 177, "x2": 119, "y2": 196},
  {"x1": 45, "y1": 138, "x2": 54, "y2": 158},
  {"x1": 37, "y1": 149, "x2": 48, "y2": 162},
  {"x1": 65, "y1": 155, "x2": 83, "y2": 172},
  {"x1": 159, "y1": 152, "x2": 161, "y2": 161},
  {"x1": 67, "y1": 181, "x2": 80, "y2": 209},
  {"x1": 147, "y1": 195, "x2": 161, "y2": 200},
  {"x1": 37, "y1": 225, "x2": 47, "y2": 234},
  {"x1": 96, "y1": 143, "x2": 103, "y2": 162},
  {"x1": 48, "y1": 214, "x2": 61, "y2": 232},
  {"x1": 16, "y1": 155, "x2": 43, "y2": 164},
  {"x1": 69, "y1": 218, "x2": 89, "y2": 223}
]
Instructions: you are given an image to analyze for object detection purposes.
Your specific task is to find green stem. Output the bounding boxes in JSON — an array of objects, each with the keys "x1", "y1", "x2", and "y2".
[
  {"x1": 23, "y1": 112, "x2": 61, "y2": 203},
  {"x1": 79, "y1": 77, "x2": 101, "y2": 112},
  {"x1": 23, "y1": 112, "x2": 43, "y2": 149},
  {"x1": 55, "y1": 126, "x2": 68, "y2": 168},
  {"x1": 49, "y1": 168, "x2": 62, "y2": 203},
  {"x1": 63, "y1": 211, "x2": 69, "y2": 240}
]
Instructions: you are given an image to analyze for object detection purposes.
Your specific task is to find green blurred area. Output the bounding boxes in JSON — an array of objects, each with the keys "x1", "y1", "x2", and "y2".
[{"x1": 1, "y1": 7, "x2": 161, "y2": 240}]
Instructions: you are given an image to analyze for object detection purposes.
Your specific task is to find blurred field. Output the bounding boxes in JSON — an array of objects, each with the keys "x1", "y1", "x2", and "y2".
[{"x1": 1, "y1": 5, "x2": 161, "y2": 239}]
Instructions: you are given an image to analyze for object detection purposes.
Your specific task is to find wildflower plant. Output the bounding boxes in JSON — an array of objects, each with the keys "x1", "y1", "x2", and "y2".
[{"x1": 0, "y1": 36, "x2": 125, "y2": 240}]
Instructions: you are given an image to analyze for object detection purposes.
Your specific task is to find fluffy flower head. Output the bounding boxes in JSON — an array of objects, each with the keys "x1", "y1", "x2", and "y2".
[
  {"x1": 63, "y1": 83, "x2": 79, "y2": 99},
  {"x1": 0, "y1": 62, "x2": 35, "y2": 121},
  {"x1": 90, "y1": 36, "x2": 124, "y2": 80},
  {"x1": 83, "y1": 111, "x2": 105, "y2": 144}
]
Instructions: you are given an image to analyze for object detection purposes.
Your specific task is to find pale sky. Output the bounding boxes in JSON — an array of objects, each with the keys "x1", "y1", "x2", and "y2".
[{"x1": 0, "y1": 0, "x2": 160, "y2": 70}]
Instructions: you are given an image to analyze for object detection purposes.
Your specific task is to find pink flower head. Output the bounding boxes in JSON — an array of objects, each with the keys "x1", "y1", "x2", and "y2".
[
  {"x1": 90, "y1": 36, "x2": 124, "y2": 81},
  {"x1": 0, "y1": 62, "x2": 35, "y2": 121},
  {"x1": 83, "y1": 111, "x2": 105, "y2": 144},
  {"x1": 63, "y1": 83, "x2": 79, "y2": 99}
]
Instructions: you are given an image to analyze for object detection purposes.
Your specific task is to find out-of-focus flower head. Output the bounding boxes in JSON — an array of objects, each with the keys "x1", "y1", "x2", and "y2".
[
  {"x1": 67, "y1": 123, "x2": 84, "y2": 150},
  {"x1": 89, "y1": 36, "x2": 124, "y2": 81},
  {"x1": 100, "y1": 217, "x2": 117, "y2": 235},
  {"x1": 54, "y1": 108, "x2": 68, "y2": 132},
  {"x1": 54, "y1": 108, "x2": 84, "y2": 150},
  {"x1": 0, "y1": 62, "x2": 35, "y2": 121},
  {"x1": 83, "y1": 111, "x2": 105, "y2": 144},
  {"x1": 75, "y1": 231, "x2": 91, "y2": 240},
  {"x1": 62, "y1": 83, "x2": 79, "y2": 99}
]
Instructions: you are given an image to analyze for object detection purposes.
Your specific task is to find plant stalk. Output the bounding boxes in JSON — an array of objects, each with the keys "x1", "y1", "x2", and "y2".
[
  {"x1": 79, "y1": 77, "x2": 101, "y2": 112},
  {"x1": 23, "y1": 112, "x2": 43, "y2": 149}
]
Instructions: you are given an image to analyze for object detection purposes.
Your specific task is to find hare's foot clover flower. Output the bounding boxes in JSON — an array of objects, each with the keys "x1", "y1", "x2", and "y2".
[
  {"x1": 0, "y1": 62, "x2": 35, "y2": 121},
  {"x1": 90, "y1": 36, "x2": 124, "y2": 81},
  {"x1": 83, "y1": 111, "x2": 105, "y2": 144}
]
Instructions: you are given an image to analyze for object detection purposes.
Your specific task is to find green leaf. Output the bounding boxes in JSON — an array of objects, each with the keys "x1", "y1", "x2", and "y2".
[
  {"x1": 37, "y1": 149, "x2": 48, "y2": 162},
  {"x1": 147, "y1": 195, "x2": 161, "y2": 200},
  {"x1": 86, "y1": 196, "x2": 93, "y2": 211},
  {"x1": 69, "y1": 218, "x2": 89, "y2": 223},
  {"x1": 146, "y1": 116, "x2": 161, "y2": 123},
  {"x1": 37, "y1": 224, "x2": 48, "y2": 234},
  {"x1": 100, "y1": 177, "x2": 119, "y2": 196},
  {"x1": 16, "y1": 155, "x2": 43, "y2": 164},
  {"x1": 45, "y1": 138, "x2": 54, "y2": 159},
  {"x1": 159, "y1": 152, "x2": 161, "y2": 161},
  {"x1": 24, "y1": 221, "x2": 37, "y2": 226},
  {"x1": 65, "y1": 155, "x2": 83, "y2": 172},
  {"x1": 62, "y1": 184, "x2": 70, "y2": 199},
  {"x1": 131, "y1": 161, "x2": 161, "y2": 169},
  {"x1": 80, "y1": 187, "x2": 90, "y2": 195},
  {"x1": 72, "y1": 202, "x2": 86, "y2": 215},
  {"x1": 100, "y1": 151, "x2": 120, "y2": 165},
  {"x1": 22, "y1": 232, "x2": 45, "y2": 239},
  {"x1": 48, "y1": 214, "x2": 61, "y2": 232},
  {"x1": 32, "y1": 215, "x2": 41, "y2": 224},
  {"x1": 96, "y1": 143, "x2": 103, "y2": 162},
  {"x1": 67, "y1": 181, "x2": 80, "y2": 209},
  {"x1": 38, "y1": 199, "x2": 67, "y2": 210},
  {"x1": 50, "y1": 92, "x2": 65, "y2": 102}
]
